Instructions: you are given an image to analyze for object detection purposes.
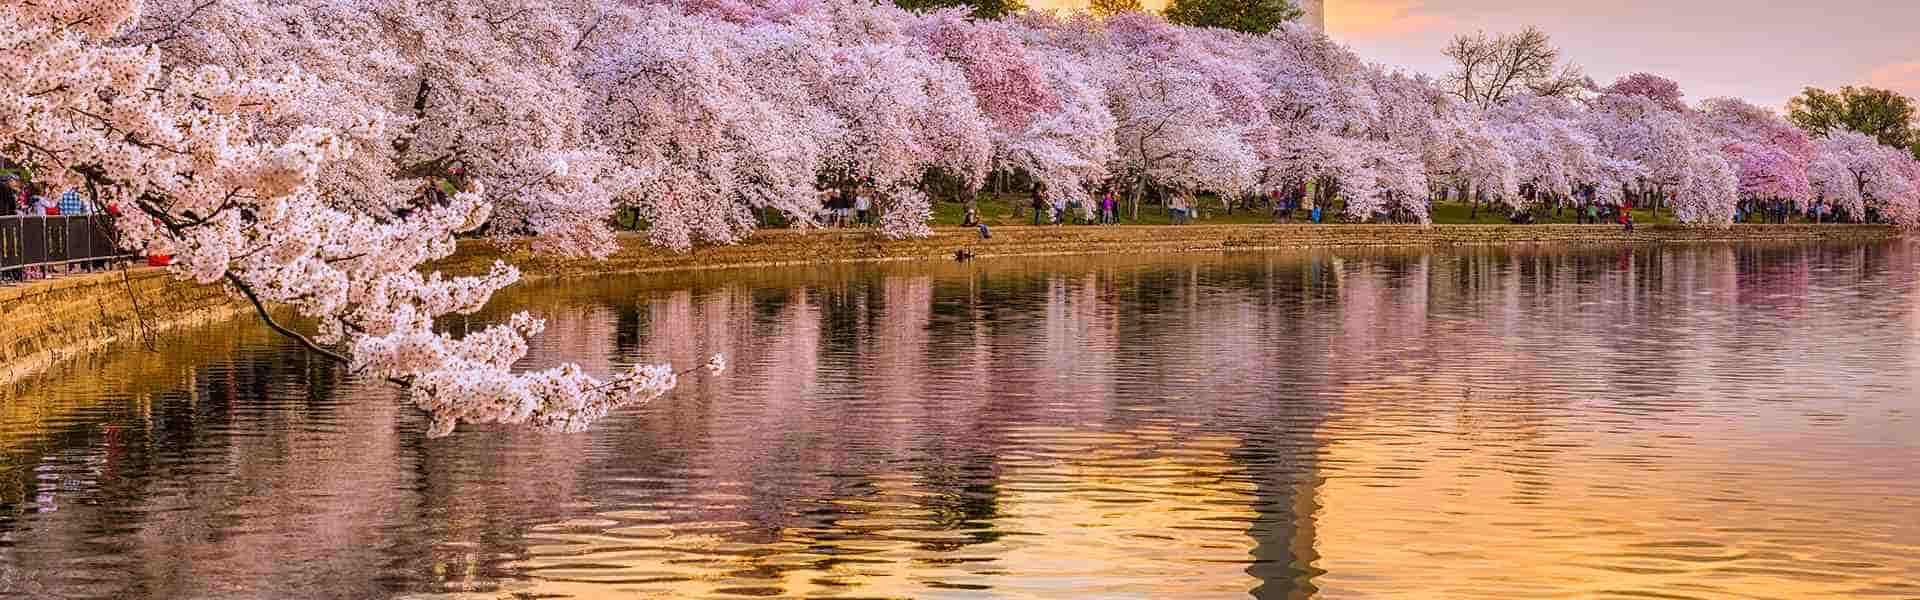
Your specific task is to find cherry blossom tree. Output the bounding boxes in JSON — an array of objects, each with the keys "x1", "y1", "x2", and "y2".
[
  {"x1": 1814, "y1": 131, "x2": 1920, "y2": 225},
  {"x1": 1698, "y1": 97, "x2": 1815, "y2": 212},
  {"x1": 990, "y1": 47, "x2": 1119, "y2": 213},
  {"x1": 1606, "y1": 72, "x2": 1689, "y2": 112},
  {"x1": 4, "y1": 0, "x2": 719, "y2": 438},
  {"x1": 579, "y1": 5, "x2": 828, "y2": 250},
  {"x1": 1808, "y1": 146, "x2": 1867, "y2": 218},
  {"x1": 1251, "y1": 24, "x2": 1377, "y2": 206},
  {"x1": 741, "y1": 0, "x2": 993, "y2": 236},
  {"x1": 1584, "y1": 86, "x2": 1737, "y2": 223},
  {"x1": 1370, "y1": 70, "x2": 1513, "y2": 218},
  {"x1": 593, "y1": 0, "x2": 994, "y2": 240},
  {"x1": 1489, "y1": 94, "x2": 1623, "y2": 208},
  {"x1": 909, "y1": 10, "x2": 1115, "y2": 212},
  {"x1": 1036, "y1": 12, "x2": 1257, "y2": 216},
  {"x1": 130, "y1": 0, "x2": 626, "y2": 256},
  {"x1": 1720, "y1": 142, "x2": 1813, "y2": 209},
  {"x1": 908, "y1": 9, "x2": 1055, "y2": 132}
]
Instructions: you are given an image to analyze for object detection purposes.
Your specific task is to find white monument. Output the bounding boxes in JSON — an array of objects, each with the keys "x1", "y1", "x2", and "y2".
[{"x1": 1299, "y1": 0, "x2": 1325, "y2": 32}]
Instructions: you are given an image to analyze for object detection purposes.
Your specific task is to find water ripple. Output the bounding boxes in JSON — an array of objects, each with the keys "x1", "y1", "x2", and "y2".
[{"x1": 2, "y1": 242, "x2": 1918, "y2": 598}]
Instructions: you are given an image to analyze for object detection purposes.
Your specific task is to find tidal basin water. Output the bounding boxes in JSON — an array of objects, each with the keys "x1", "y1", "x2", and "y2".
[{"x1": 4, "y1": 242, "x2": 1920, "y2": 599}]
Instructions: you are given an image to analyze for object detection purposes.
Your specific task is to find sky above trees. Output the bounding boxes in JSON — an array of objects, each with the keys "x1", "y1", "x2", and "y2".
[{"x1": 1028, "y1": 0, "x2": 1920, "y2": 112}]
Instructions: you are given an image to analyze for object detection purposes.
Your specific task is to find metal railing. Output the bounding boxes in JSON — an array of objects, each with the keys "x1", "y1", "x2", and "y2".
[{"x1": 0, "y1": 215, "x2": 135, "y2": 275}]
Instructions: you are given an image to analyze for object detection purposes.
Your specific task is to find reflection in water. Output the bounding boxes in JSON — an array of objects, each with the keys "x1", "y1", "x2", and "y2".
[{"x1": 3, "y1": 242, "x2": 1919, "y2": 599}]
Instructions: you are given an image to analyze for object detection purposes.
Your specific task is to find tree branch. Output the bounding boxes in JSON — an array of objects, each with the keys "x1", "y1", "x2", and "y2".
[{"x1": 225, "y1": 271, "x2": 353, "y2": 366}]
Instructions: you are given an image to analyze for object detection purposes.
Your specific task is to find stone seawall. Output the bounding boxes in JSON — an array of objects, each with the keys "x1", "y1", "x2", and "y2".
[
  {"x1": 435, "y1": 223, "x2": 1904, "y2": 279},
  {"x1": 1, "y1": 223, "x2": 1902, "y2": 384},
  {"x1": 0, "y1": 269, "x2": 243, "y2": 385}
]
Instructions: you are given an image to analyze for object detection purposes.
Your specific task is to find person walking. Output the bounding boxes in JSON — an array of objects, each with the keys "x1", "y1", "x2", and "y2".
[{"x1": 1030, "y1": 187, "x2": 1047, "y2": 225}]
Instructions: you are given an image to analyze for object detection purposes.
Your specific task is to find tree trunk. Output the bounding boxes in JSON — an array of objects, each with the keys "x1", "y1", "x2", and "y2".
[{"x1": 1130, "y1": 178, "x2": 1143, "y2": 222}]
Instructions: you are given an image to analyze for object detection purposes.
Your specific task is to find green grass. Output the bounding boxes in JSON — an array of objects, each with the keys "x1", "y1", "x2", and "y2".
[
  {"x1": 930, "y1": 193, "x2": 1687, "y2": 227},
  {"x1": 932, "y1": 192, "x2": 1283, "y2": 227}
]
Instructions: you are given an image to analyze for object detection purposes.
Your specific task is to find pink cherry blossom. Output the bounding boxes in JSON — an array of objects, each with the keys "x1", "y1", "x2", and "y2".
[
  {"x1": 1605, "y1": 72, "x2": 1689, "y2": 112},
  {"x1": 4, "y1": 0, "x2": 698, "y2": 437},
  {"x1": 1814, "y1": 131, "x2": 1920, "y2": 225}
]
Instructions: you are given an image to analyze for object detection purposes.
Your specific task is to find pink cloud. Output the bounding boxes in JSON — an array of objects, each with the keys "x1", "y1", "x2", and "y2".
[{"x1": 1867, "y1": 61, "x2": 1920, "y2": 99}]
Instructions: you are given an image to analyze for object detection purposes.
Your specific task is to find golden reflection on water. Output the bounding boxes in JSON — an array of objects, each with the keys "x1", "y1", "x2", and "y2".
[
  {"x1": 4, "y1": 242, "x2": 1919, "y2": 599},
  {"x1": 499, "y1": 429, "x2": 1267, "y2": 599}
]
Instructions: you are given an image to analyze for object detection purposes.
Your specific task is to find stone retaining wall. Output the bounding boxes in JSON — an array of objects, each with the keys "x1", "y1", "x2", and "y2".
[{"x1": 0, "y1": 269, "x2": 243, "y2": 384}]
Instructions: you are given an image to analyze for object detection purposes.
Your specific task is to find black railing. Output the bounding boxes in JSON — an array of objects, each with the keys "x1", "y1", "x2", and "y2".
[{"x1": 0, "y1": 215, "x2": 134, "y2": 275}]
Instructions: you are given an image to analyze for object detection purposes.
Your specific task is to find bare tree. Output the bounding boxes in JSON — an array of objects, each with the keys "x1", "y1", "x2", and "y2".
[
  {"x1": 1444, "y1": 27, "x2": 1590, "y2": 108},
  {"x1": 1089, "y1": 0, "x2": 1144, "y2": 17}
]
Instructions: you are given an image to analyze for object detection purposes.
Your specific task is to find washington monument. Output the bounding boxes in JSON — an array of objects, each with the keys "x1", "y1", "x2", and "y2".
[{"x1": 1299, "y1": 0, "x2": 1325, "y2": 31}]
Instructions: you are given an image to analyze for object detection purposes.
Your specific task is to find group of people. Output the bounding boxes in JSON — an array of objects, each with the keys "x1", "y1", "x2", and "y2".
[
  {"x1": 1015, "y1": 186, "x2": 1127, "y2": 226},
  {"x1": 3, "y1": 171, "x2": 116, "y2": 282},
  {"x1": 817, "y1": 186, "x2": 876, "y2": 227},
  {"x1": 1, "y1": 174, "x2": 89, "y2": 218},
  {"x1": 1565, "y1": 203, "x2": 1637, "y2": 231},
  {"x1": 1737, "y1": 199, "x2": 1837, "y2": 224}
]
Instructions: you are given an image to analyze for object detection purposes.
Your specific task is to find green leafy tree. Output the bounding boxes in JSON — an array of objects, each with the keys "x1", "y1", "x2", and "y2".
[
  {"x1": 1787, "y1": 86, "x2": 1920, "y2": 160},
  {"x1": 894, "y1": 0, "x2": 1026, "y2": 19},
  {"x1": 1163, "y1": 0, "x2": 1301, "y2": 34},
  {"x1": 1089, "y1": 0, "x2": 1144, "y2": 17}
]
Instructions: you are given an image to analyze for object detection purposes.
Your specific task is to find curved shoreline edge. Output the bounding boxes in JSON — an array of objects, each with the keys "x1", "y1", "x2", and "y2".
[{"x1": 3, "y1": 224, "x2": 1902, "y2": 386}]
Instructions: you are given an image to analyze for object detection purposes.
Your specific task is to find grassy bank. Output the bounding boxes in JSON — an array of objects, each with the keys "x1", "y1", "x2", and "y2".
[{"x1": 928, "y1": 194, "x2": 1689, "y2": 227}]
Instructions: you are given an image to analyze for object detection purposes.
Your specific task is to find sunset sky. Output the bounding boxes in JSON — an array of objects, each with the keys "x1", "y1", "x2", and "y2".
[{"x1": 1027, "y1": 0, "x2": 1920, "y2": 112}]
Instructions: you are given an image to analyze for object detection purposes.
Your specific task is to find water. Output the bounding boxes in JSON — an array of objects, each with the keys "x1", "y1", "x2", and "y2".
[{"x1": 3, "y1": 242, "x2": 1919, "y2": 599}]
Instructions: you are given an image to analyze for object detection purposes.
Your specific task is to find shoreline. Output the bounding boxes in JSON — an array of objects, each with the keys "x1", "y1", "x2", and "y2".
[
  {"x1": 3, "y1": 223, "x2": 1903, "y2": 386},
  {"x1": 435, "y1": 223, "x2": 1905, "y2": 280}
]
